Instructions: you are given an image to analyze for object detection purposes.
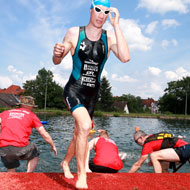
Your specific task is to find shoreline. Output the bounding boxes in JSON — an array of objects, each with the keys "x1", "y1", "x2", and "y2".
[
  {"x1": 1, "y1": 107, "x2": 189, "y2": 120},
  {"x1": 35, "y1": 110, "x2": 190, "y2": 120}
]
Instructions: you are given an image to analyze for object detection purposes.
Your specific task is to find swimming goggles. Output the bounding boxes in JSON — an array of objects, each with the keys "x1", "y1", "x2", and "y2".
[{"x1": 92, "y1": 1, "x2": 110, "y2": 15}]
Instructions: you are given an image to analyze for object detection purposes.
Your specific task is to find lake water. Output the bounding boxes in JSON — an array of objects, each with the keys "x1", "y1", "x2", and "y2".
[{"x1": 1, "y1": 115, "x2": 190, "y2": 173}]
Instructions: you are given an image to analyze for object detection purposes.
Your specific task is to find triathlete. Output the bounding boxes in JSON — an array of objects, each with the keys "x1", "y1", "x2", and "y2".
[
  {"x1": 128, "y1": 128, "x2": 190, "y2": 173},
  {"x1": 53, "y1": 0, "x2": 130, "y2": 188}
]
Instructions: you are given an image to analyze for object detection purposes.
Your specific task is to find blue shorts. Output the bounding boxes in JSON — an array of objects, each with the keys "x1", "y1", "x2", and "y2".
[{"x1": 174, "y1": 144, "x2": 190, "y2": 163}]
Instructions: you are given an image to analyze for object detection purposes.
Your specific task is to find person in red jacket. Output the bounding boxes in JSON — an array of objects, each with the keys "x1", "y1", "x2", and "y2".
[
  {"x1": 0, "y1": 96, "x2": 57, "y2": 172},
  {"x1": 128, "y1": 127, "x2": 190, "y2": 173},
  {"x1": 86, "y1": 130, "x2": 123, "y2": 173}
]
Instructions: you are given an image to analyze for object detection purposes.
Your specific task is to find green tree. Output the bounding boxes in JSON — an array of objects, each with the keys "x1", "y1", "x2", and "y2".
[
  {"x1": 23, "y1": 68, "x2": 65, "y2": 109},
  {"x1": 115, "y1": 94, "x2": 144, "y2": 113},
  {"x1": 158, "y1": 77, "x2": 190, "y2": 114},
  {"x1": 96, "y1": 76, "x2": 114, "y2": 111}
]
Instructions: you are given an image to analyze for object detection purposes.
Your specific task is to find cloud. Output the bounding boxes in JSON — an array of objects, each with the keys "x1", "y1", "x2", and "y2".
[
  {"x1": 0, "y1": 76, "x2": 13, "y2": 88},
  {"x1": 134, "y1": 82, "x2": 164, "y2": 100},
  {"x1": 161, "y1": 39, "x2": 178, "y2": 49},
  {"x1": 145, "y1": 21, "x2": 158, "y2": 34},
  {"x1": 138, "y1": 0, "x2": 190, "y2": 14},
  {"x1": 112, "y1": 74, "x2": 137, "y2": 82},
  {"x1": 162, "y1": 19, "x2": 180, "y2": 29},
  {"x1": 104, "y1": 18, "x2": 153, "y2": 51},
  {"x1": 8, "y1": 65, "x2": 23, "y2": 75},
  {"x1": 30, "y1": 17, "x2": 65, "y2": 53},
  {"x1": 7, "y1": 65, "x2": 24, "y2": 83},
  {"x1": 165, "y1": 67, "x2": 190, "y2": 80},
  {"x1": 161, "y1": 40, "x2": 170, "y2": 49},
  {"x1": 50, "y1": 63, "x2": 71, "y2": 87},
  {"x1": 171, "y1": 39, "x2": 178, "y2": 46},
  {"x1": 165, "y1": 71, "x2": 178, "y2": 80},
  {"x1": 101, "y1": 69, "x2": 108, "y2": 78},
  {"x1": 7, "y1": 65, "x2": 36, "y2": 86},
  {"x1": 17, "y1": 0, "x2": 69, "y2": 58},
  {"x1": 148, "y1": 67, "x2": 162, "y2": 76},
  {"x1": 18, "y1": 0, "x2": 30, "y2": 6},
  {"x1": 61, "y1": 54, "x2": 73, "y2": 70},
  {"x1": 22, "y1": 74, "x2": 36, "y2": 83},
  {"x1": 49, "y1": 53, "x2": 72, "y2": 86},
  {"x1": 150, "y1": 82, "x2": 163, "y2": 92},
  {"x1": 53, "y1": 73, "x2": 68, "y2": 87}
]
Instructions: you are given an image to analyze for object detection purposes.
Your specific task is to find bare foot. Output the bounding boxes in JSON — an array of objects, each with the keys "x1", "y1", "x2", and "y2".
[
  {"x1": 86, "y1": 168, "x2": 92, "y2": 173},
  {"x1": 60, "y1": 160, "x2": 74, "y2": 179},
  {"x1": 76, "y1": 175, "x2": 88, "y2": 189}
]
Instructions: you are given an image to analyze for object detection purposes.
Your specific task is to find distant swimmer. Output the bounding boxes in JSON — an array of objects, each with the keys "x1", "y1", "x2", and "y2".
[
  {"x1": 0, "y1": 96, "x2": 57, "y2": 172},
  {"x1": 128, "y1": 127, "x2": 190, "y2": 173},
  {"x1": 53, "y1": 0, "x2": 130, "y2": 188},
  {"x1": 85, "y1": 130, "x2": 124, "y2": 173}
]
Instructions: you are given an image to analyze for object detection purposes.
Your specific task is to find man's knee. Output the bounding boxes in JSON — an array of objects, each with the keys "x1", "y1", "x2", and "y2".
[
  {"x1": 78, "y1": 120, "x2": 91, "y2": 135},
  {"x1": 150, "y1": 152, "x2": 158, "y2": 161}
]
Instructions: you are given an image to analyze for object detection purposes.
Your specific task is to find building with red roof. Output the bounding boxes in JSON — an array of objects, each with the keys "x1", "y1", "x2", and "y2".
[
  {"x1": 141, "y1": 98, "x2": 159, "y2": 114},
  {"x1": 0, "y1": 85, "x2": 25, "y2": 108},
  {"x1": 0, "y1": 85, "x2": 25, "y2": 96}
]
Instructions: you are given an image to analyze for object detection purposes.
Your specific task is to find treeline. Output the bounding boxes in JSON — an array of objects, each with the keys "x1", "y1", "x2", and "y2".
[
  {"x1": 158, "y1": 77, "x2": 190, "y2": 115},
  {"x1": 23, "y1": 68, "x2": 65, "y2": 109},
  {"x1": 22, "y1": 68, "x2": 145, "y2": 113},
  {"x1": 95, "y1": 76, "x2": 144, "y2": 113},
  {"x1": 22, "y1": 68, "x2": 190, "y2": 115}
]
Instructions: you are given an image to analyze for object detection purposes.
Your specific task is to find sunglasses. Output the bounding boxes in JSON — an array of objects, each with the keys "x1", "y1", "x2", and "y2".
[
  {"x1": 92, "y1": 2, "x2": 110, "y2": 15},
  {"x1": 135, "y1": 136, "x2": 141, "y2": 144}
]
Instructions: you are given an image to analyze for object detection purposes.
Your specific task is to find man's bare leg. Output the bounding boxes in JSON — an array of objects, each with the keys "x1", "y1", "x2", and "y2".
[
  {"x1": 150, "y1": 148, "x2": 180, "y2": 173},
  {"x1": 7, "y1": 168, "x2": 16, "y2": 172},
  {"x1": 61, "y1": 139, "x2": 75, "y2": 178},
  {"x1": 27, "y1": 157, "x2": 38, "y2": 172},
  {"x1": 160, "y1": 161, "x2": 170, "y2": 173},
  {"x1": 75, "y1": 129, "x2": 89, "y2": 189},
  {"x1": 73, "y1": 108, "x2": 91, "y2": 189},
  {"x1": 61, "y1": 124, "x2": 77, "y2": 179},
  {"x1": 85, "y1": 142, "x2": 92, "y2": 172}
]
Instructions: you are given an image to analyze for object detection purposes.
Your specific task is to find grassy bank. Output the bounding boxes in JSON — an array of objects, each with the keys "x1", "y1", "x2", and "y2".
[
  {"x1": 34, "y1": 109, "x2": 190, "y2": 120},
  {"x1": 1, "y1": 107, "x2": 190, "y2": 120}
]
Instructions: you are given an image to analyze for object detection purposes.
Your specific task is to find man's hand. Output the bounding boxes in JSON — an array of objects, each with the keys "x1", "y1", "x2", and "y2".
[
  {"x1": 109, "y1": 7, "x2": 120, "y2": 27},
  {"x1": 51, "y1": 145, "x2": 57, "y2": 156},
  {"x1": 53, "y1": 43, "x2": 65, "y2": 58}
]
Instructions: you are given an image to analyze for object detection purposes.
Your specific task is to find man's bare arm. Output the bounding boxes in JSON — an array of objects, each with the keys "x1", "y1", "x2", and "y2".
[
  {"x1": 128, "y1": 154, "x2": 148, "y2": 173},
  {"x1": 53, "y1": 27, "x2": 78, "y2": 65},
  {"x1": 36, "y1": 126, "x2": 57, "y2": 156},
  {"x1": 108, "y1": 7, "x2": 130, "y2": 63}
]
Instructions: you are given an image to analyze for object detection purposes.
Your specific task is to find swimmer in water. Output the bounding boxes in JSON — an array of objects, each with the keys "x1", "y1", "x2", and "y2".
[{"x1": 53, "y1": 0, "x2": 130, "y2": 188}]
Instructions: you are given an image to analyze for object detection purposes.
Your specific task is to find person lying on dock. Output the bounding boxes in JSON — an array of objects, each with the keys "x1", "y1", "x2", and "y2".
[
  {"x1": 0, "y1": 96, "x2": 57, "y2": 172},
  {"x1": 128, "y1": 127, "x2": 190, "y2": 173},
  {"x1": 85, "y1": 130, "x2": 124, "y2": 173}
]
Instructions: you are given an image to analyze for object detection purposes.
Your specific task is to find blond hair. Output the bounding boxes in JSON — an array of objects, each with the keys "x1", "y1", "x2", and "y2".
[{"x1": 99, "y1": 130, "x2": 109, "y2": 139}]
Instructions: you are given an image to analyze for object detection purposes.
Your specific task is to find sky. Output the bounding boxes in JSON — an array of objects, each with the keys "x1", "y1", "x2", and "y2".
[{"x1": 0, "y1": 0, "x2": 190, "y2": 100}]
